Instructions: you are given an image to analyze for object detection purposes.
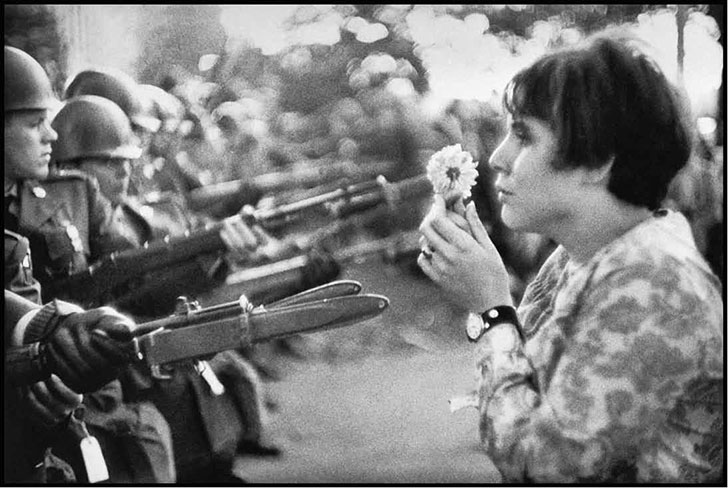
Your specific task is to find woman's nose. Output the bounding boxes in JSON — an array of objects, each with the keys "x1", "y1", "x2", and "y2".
[{"x1": 488, "y1": 139, "x2": 511, "y2": 174}]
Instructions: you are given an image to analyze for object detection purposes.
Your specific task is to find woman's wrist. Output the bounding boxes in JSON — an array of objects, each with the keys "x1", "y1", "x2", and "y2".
[{"x1": 479, "y1": 290, "x2": 514, "y2": 314}]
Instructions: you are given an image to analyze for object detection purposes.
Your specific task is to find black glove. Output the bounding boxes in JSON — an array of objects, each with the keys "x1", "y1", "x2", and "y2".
[
  {"x1": 41, "y1": 305, "x2": 137, "y2": 393},
  {"x1": 7, "y1": 302, "x2": 137, "y2": 392}
]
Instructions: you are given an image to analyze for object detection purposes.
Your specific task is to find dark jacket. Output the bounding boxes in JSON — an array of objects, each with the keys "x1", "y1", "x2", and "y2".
[{"x1": 3, "y1": 290, "x2": 78, "y2": 482}]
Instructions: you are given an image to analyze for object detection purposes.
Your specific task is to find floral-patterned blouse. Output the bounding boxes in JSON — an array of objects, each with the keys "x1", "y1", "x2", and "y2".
[{"x1": 474, "y1": 209, "x2": 723, "y2": 483}]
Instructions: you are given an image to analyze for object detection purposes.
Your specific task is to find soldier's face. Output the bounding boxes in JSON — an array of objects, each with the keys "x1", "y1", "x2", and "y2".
[
  {"x1": 78, "y1": 158, "x2": 132, "y2": 206},
  {"x1": 4, "y1": 109, "x2": 57, "y2": 182}
]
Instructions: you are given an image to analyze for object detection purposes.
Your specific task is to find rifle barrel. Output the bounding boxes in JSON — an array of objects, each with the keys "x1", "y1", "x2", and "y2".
[
  {"x1": 50, "y1": 173, "x2": 429, "y2": 307},
  {"x1": 187, "y1": 160, "x2": 395, "y2": 212}
]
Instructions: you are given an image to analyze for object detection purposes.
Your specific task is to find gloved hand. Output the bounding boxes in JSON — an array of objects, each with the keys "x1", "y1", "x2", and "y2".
[
  {"x1": 25, "y1": 374, "x2": 83, "y2": 428},
  {"x1": 42, "y1": 306, "x2": 137, "y2": 393}
]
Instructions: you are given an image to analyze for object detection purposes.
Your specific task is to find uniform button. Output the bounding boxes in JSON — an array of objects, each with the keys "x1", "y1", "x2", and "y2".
[{"x1": 32, "y1": 187, "x2": 47, "y2": 198}]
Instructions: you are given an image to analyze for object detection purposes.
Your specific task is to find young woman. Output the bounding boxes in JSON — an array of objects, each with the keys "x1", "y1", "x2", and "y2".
[{"x1": 418, "y1": 31, "x2": 723, "y2": 483}]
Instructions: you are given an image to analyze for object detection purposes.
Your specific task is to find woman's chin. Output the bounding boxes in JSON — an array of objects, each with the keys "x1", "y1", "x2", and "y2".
[{"x1": 500, "y1": 208, "x2": 529, "y2": 233}]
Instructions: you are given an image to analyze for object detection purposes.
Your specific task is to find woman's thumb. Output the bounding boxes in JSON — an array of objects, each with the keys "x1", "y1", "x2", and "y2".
[{"x1": 465, "y1": 201, "x2": 494, "y2": 248}]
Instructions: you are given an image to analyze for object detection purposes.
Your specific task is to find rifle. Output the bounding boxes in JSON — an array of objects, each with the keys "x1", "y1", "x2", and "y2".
[
  {"x1": 47, "y1": 174, "x2": 431, "y2": 308},
  {"x1": 202, "y1": 229, "x2": 422, "y2": 306},
  {"x1": 110, "y1": 199, "x2": 422, "y2": 312},
  {"x1": 133, "y1": 280, "x2": 388, "y2": 371},
  {"x1": 7, "y1": 281, "x2": 389, "y2": 386},
  {"x1": 185, "y1": 159, "x2": 396, "y2": 214}
]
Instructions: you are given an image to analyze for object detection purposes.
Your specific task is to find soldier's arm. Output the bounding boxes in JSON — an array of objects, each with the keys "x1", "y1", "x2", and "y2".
[
  {"x1": 475, "y1": 262, "x2": 722, "y2": 482},
  {"x1": 5, "y1": 290, "x2": 137, "y2": 393},
  {"x1": 84, "y1": 175, "x2": 135, "y2": 260}
]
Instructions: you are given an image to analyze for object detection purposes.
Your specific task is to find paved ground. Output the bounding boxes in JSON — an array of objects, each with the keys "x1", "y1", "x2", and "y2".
[{"x1": 233, "y1": 256, "x2": 502, "y2": 484}]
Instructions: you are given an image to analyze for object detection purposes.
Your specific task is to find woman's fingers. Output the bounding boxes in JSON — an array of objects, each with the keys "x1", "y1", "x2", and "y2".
[{"x1": 465, "y1": 201, "x2": 496, "y2": 250}]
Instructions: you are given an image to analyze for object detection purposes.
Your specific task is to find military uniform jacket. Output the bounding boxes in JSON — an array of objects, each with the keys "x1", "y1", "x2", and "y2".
[
  {"x1": 16, "y1": 169, "x2": 133, "y2": 301},
  {"x1": 108, "y1": 196, "x2": 223, "y2": 318}
]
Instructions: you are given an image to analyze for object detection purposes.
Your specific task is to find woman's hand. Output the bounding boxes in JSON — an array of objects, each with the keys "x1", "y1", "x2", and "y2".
[{"x1": 418, "y1": 195, "x2": 513, "y2": 313}]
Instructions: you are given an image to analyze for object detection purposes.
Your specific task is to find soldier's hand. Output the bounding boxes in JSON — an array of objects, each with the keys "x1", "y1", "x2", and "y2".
[
  {"x1": 220, "y1": 214, "x2": 260, "y2": 261},
  {"x1": 247, "y1": 226, "x2": 299, "y2": 262},
  {"x1": 43, "y1": 306, "x2": 137, "y2": 393},
  {"x1": 25, "y1": 374, "x2": 83, "y2": 428}
]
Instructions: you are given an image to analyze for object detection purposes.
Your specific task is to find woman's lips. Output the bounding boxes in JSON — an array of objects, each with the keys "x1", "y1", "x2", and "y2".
[{"x1": 496, "y1": 185, "x2": 513, "y2": 202}]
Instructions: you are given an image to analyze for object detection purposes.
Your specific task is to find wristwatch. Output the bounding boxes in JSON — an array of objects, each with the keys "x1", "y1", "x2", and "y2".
[{"x1": 467, "y1": 305, "x2": 523, "y2": 343}]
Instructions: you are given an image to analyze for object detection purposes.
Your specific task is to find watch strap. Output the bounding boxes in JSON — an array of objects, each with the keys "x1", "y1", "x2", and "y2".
[{"x1": 468, "y1": 305, "x2": 524, "y2": 343}]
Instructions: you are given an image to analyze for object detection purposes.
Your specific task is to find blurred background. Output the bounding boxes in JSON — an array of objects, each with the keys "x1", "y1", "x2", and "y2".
[
  {"x1": 5, "y1": 4, "x2": 724, "y2": 482},
  {"x1": 6, "y1": 3, "x2": 724, "y2": 275}
]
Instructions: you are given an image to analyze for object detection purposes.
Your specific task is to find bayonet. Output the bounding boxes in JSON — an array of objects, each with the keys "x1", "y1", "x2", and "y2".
[{"x1": 134, "y1": 281, "x2": 389, "y2": 366}]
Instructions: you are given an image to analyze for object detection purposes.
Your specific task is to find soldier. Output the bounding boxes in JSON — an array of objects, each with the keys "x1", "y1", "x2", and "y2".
[
  {"x1": 5, "y1": 44, "x2": 176, "y2": 484},
  {"x1": 51, "y1": 94, "x2": 289, "y2": 309},
  {"x1": 64, "y1": 67, "x2": 163, "y2": 198},
  {"x1": 139, "y1": 83, "x2": 204, "y2": 196},
  {"x1": 4, "y1": 227, "x2": 135, "y2": 484},
  {"x1": 52, "y1": 93, "x2": 280, "y2": 482},
  {"x1": 64, "y1": 68, "x2": 224, "y2": 204},
  {"x1": 4, "y1": 287, "x2": 140, "y2": 483}
]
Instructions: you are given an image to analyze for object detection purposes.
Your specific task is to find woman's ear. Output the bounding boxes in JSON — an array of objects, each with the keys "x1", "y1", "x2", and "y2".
[{"x1": 579, "y1": 155, "x2": 614, "y2": 186}]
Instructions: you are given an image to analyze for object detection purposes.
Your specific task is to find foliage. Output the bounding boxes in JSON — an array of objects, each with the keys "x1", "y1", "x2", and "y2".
[{"x1": 4, "y1": 4, "x2": 68, "y2": 96}]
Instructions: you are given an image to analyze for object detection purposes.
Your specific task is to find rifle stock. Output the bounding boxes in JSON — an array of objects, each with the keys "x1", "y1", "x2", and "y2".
[{"x1": 49, "y1": 174, "x2": 431, "y2": 307}]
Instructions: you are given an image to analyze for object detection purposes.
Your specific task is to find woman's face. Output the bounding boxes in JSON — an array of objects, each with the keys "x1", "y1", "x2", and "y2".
[
  {"x1": 488, "y1": 114, "x2": 582, "y2": 236},
  {"x1": 78, "y1": 157, "x2": 131, "y2": 205}
]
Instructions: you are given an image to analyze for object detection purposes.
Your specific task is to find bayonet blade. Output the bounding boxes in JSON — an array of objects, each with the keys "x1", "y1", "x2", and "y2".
[
  {"x1": 136, "y1": 294, "x2": 389, "y2": 365},
  {"x1": 250, "y1": 294, "x2": 388, "y2": 341},
  {"x1": 266, "y1": 280, "x2": 362, "y2": 309}
]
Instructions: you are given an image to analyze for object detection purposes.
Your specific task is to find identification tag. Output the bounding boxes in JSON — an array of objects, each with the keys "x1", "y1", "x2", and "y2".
[{"x1": 80, "y1": 435, "x2": 110, "y2": 483}]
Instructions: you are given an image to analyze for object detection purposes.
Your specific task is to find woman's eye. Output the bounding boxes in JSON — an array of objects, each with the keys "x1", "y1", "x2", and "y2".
[{"x1": 512, "y1": 130, "x2": 530, "y2": 144}]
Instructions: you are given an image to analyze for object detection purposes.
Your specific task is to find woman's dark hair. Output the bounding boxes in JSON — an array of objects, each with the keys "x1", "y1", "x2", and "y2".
[{"x1": 502, "y1": 30, "x2": 693, "y2": 210}]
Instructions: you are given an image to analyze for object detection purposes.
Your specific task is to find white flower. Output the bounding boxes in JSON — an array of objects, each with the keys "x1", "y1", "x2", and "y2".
[{"x1": 426, "y1": 144, "x2": 479, "y2": 204}]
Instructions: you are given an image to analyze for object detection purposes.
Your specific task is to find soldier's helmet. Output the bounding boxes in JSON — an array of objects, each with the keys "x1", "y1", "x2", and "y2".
[
  {"x1": 64, "y1": 68, "x2": 161, "y2": 133},
  {"x1": 4, "y1": 45, "x2": 57, "y2": 112},
  {"x1": 139, "y1": 83, "x2": 185, "y2": 133},
  {"x1": 51, "y1": 95, "x2": 143, "y2": 163}
]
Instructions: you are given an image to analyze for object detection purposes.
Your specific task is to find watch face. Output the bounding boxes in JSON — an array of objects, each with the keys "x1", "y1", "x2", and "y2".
[{"x1": 466, "y1": 315, "x2": 484, "y2": 341}]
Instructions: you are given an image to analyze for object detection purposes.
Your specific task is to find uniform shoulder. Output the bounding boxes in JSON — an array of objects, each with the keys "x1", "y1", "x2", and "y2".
[
  {"x1": 4, "y1": 228, "x2": 27, "y2": 242},
  {"x1": 4, "y1": 229, "x2": 30, "y2": 262}
]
